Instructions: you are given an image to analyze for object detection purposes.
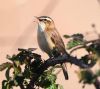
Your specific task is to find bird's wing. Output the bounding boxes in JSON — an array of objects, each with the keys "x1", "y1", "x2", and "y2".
[{"x1": 47, "y1": 28, "x2": 66, "y2": 54}]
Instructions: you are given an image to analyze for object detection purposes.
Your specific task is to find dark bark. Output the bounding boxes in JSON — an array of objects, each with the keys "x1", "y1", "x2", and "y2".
[
  {"x1": 26, "y1": 54, "x2": 96, "y2": 89},
  {"x1": 94, "y1": 79, "x2": 100, "y2": 89}
]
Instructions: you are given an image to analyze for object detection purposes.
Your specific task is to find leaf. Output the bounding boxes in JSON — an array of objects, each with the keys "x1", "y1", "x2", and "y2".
[
  {"x1": 95, "y1": 70, "x2": 100, "y2": 77},
  {"x1": 18, "y1": 48, "x2": 37, "y2": 52},
  {"x1": 87, "y1": 42, "x2": 100, "y2": 57},
  {"x1": 6, "y1": 55, "x2": 16, "y2": 61},
  {"x1": 2, "y1": 80, "x2": 13, "y2": 89},
  {"x1": 67, "y1": 40, "x2": 83, "y2": 49},
  {"x1": 13, "y1": 66, "x2": 21, "y2": 75},
  {"x1": 36, "y1": 70, "x2": 57, "y2": 88},
  {"x1": 6, "y1": 83, "x2": 13, "y2": 89},
  {"x1": 28, "y1": 48, "x2": 37, "y2": 51},
  {"x1": 53, "y1": 65, "x2": 61, "y2": 68},
  {"x1": 78, "y1": 70, "x2": 95, "y2": 84},
  {"x1": 0, "y1": 62, "x2": 12, "y2": 71},
  {"x1": 57, "y1": 84, "x2": 64, "y2": 89},
  {"x1": 80, "y1": 54, "x2": 97, "y2": 65},
  {"x1": 14, "y1": 74, "x2": 24, "y2": 86},
  {"x1": 6, "y1": 67, "x2": 12, "y2": 80},
  {"x1": 71, "y1": 33, "x2": 84, "y2": 41},
  {"x1": 91, "y1": 23, "x2": 95, "y2": 28},
  {"x1": 2, "y1": 80, "x2": 7, "y2": 89},
  {"x1": 6, "y1": 83, "x2": 10, "y2": 89},
  {"x1": 6, "y1": 55, "x2": 12, "y2": 60},
  {"x1": 46, "y1": 84, "x2": 57, "y2": 89},
  {"x1": 14, "y1": 60, "x2": 21, "y2": 67},
  {"x1": 63, "y1": 35, "x2": 70, "y2": 38},
  {"x1": 14, "y1": 80, "x2": 19, "y2": 86}
]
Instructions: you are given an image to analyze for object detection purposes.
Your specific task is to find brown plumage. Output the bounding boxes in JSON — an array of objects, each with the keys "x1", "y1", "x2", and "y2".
[{"x1": 37, "y1": 16, "x2": 68, "y2": 80}]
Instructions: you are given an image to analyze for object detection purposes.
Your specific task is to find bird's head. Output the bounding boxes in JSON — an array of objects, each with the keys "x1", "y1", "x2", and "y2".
[{"x1": 36, "y1": 16, "x2": 55, "y2": 31}]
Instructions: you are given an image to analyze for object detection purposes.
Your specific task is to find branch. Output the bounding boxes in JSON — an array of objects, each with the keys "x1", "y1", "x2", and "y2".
[
  {"x1": 26, "y1": 54, "x2": 96, "y2": 89},
  {"x1": 94, "y1": 79, "x2": 100, "y2": 89},
  {"x1": 70, "y1": 38, "x2": 100, "y2": 54}
]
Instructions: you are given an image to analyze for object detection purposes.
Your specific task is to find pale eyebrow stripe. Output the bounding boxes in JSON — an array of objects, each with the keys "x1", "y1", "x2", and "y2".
[{"x1": 40, "y1": 17, "x2": 52, "y2": 21}]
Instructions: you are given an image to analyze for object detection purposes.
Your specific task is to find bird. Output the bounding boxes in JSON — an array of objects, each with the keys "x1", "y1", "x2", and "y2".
[{"x1": 36, "y1": 16, "x2": 69, "y2": 80}]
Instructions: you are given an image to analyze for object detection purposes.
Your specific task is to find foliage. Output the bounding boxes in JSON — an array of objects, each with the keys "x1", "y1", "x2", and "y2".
[
  {"x1": 0, "y1": 48, "x2": 63, "y2": 89},
  {"x1": 64, "y1": 33, "x2": 84, "y2": 49},
  {"x1": 64, "y1": 32, "x2": 100, "y2": 89},
  {"x1": 0, "y1": 31, "x2": 100, "y2": 89}
]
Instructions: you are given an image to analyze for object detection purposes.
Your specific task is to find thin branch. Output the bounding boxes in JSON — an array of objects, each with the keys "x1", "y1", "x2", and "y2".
[
  {"x1": 70, "y1": 38, "x2": 100, "y2": 54},
  {"x1": 70, "y1": 46, "x2": 85, "y2": 54},
  {"x1": 19, "y1": 83, "x2": 25, "y2": 89},
  {"x1": 94, "y1": 79, "x2": 100, "y2": 89}
]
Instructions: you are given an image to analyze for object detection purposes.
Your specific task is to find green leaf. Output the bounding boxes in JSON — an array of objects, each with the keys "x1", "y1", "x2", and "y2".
[
  {"x1": 78, "y1": 70, "x2": 95, "y2": 84},
  {"x1": 87, "y1": 42, "x2": 100, "y2": 57},
  {"x1": 14, "y1": 60, "x2": 21, "y2": 67},
  {"x1": 14, "y1": 74, "x2": 24, "y2": 86},
  {"x1": 14, "y1": 80, "x2": 19, "y2": 86},
  {"x1": 2, "y1": 80, "x2": 7, "y2": 89},
  {"x1": 6, "y1": 83, "x2": 10, "y2": 89},
  {"x1": 6, "y1": 67, "x2": 12, "y2": 80},
  {"x1": 57, "y1": 84, "x2": 64, "y2": 89},
  {"x1": 6, "y1": 55, "x2": 12, "y2": 60},
  {"x1": 80, "y1": 55, "x2": 97, "y2": 65},
  {"x1": 36, "y1": 70, "x2": 57, "y2": 88},
  {"x1": 6, "y1": 83, "x2": 13, "y2": 89},
  {"x1": 6, "y1": 55, "x2": 16, "y2": 61},
  {"x1": 66, "y1": 33, "x2": 84, "y2": 49},
  {"x1": 0, "y1": 62, "x2": 12, "y2": 71},
  {"x1": 2, "y1": 80, "x2": 13, "y2": 89},
  {"x1": 67, "y1": 40, "x2": 83, "y2": 49},
  {"x1": 46, "y1": 84, "x2": 57, "y2": 89},
  {"x1": 18, "y1": 48, "x2": 37, "y2": 52},
  {"x1": 13, "y1": 66, "x2": 21, "y2": 75},
  {"x1": 95, "y1": 70, "x2": 100, "y2": 77},
  {"x1": 63, "y1": 35, "x2": 70, "y2": 38}
]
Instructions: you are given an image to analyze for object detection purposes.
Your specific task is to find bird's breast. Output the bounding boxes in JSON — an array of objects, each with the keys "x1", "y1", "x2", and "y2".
[{"x1": 37, "y1": 24, "x2": 55, "y2": 55}]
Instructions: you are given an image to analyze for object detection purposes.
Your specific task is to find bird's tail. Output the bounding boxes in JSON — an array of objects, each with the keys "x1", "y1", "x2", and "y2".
[{"x1": 61, "y1": 63, "x2": 69, "y2": 80}]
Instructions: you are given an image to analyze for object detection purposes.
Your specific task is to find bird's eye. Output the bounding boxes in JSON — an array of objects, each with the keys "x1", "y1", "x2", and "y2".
[
  {"x1": 39, "y1": 19, "x2": 42, "y2": 21},
  {"x1": 44, "y1": 19, "x2": 47, "y2": 21}
]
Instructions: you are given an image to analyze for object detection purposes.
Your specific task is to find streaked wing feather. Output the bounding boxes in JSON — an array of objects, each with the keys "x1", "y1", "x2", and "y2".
[
  {"x1": 50, "y1": 28, "x2": 66, "y2": 54},
  {"x1": 50, "y1": 28, "x2": 68, "y2": 79}
]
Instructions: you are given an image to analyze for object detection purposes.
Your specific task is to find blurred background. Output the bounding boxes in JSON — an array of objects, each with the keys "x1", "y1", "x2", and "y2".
[{"x1": 0, "y1": 0, "x2": 100, "y2": 89}]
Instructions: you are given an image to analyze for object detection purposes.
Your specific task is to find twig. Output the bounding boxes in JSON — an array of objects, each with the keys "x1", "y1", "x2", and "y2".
[
  {"x1": 70, "y1": 46, "x2": 85, "y2": 54},
  {"x1": 94, "y1": 79, "x2": 100, "y2": 89},
  {"x1": 19, "y1": 83, "x2": 25, "y2": 89},
  {"x1": 70, "y1": 39, "x2": 100, "y2": 54}
]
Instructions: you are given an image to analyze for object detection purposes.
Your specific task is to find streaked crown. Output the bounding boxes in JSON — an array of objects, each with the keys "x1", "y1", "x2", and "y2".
[
  {"x1": 37, "y1": 16, "x2": 55, "y2": 30},
  {"x1": 38, "y1": 16, "x2": 53, "y2": 22}
]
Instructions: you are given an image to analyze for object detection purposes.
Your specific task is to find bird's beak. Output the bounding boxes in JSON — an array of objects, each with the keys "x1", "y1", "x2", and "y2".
[
  {"x1": 35, "y1": 16, "x2": 43, "y2": 22},
  {"x1": 34, "y1": 16, "x2": 40, "y2": 21},
  {"x1": 34, "y1": 16, "x2": 38, "y2": 19},
  {"x1": 33, "y1": 16, "x2": 41, "y2": 24}
]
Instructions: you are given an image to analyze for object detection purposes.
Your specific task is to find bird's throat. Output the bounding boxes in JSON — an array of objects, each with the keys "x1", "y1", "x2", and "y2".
[{"x1": 38, "y1": 22, "x2": 46, "y2": 32}]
